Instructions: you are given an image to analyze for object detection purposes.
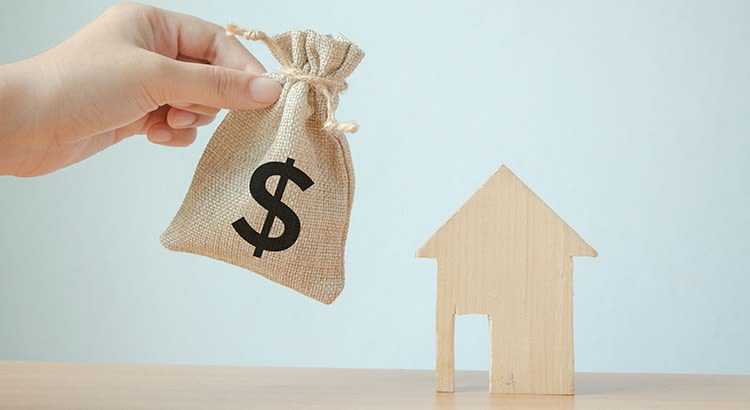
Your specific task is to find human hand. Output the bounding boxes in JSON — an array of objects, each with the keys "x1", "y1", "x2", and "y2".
[{"x1": 0, "y1": 2, "x2": 281, "y2": 177}]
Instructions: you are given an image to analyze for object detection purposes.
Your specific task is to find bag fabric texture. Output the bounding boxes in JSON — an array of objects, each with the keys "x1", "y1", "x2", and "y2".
[{"x1": 161, "y1": 26, "x2": 364, "y2": 304}]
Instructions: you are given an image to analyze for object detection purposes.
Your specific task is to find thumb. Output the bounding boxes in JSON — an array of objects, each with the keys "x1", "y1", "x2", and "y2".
[{"x1": 156, "y1": 59, "x2": 282, "y2": 110}]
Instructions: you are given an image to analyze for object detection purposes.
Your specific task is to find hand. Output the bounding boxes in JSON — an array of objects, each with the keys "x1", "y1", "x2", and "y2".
[{"x1": 0, "y1": 2, "x2": 281, "y2": 177}]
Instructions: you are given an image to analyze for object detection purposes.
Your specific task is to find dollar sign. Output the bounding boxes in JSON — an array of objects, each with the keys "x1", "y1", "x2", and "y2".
[{"x1": 232, "y1": 157, "x2": 314, "y2": 258}]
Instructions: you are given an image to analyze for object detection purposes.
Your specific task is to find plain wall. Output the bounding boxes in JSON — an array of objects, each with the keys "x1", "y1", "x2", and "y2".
[{"x1": 1, "y1": 0, "x2": 748, "y2": 374}]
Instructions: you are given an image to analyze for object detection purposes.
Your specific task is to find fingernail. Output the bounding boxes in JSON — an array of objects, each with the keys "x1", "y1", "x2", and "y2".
[
  {"x1": 150, "y1": 128, "x2": 172, "y2": 143},
  {"x1": 244, "y1": 62, "x2": 265, "y2": 74},
  {"x1": 172, "y1": 111, "x2": 197, "y2": 128},
  {"x1": 249, "y1": 77, "x2": 281, "y2": 104}
]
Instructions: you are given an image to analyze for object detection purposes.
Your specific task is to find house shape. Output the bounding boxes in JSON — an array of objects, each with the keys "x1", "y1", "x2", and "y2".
[{"x1": 417, "y1": 165, "x2": 596, "y2": 395}]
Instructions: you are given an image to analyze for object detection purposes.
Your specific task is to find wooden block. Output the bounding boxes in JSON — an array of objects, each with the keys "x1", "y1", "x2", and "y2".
[{"x1": 418, "y1": 165, "x2": 597, "y2": 395}]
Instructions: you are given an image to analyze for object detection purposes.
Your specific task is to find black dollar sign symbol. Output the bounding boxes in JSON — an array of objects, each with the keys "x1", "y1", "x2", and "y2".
[{"x1": 232, "y1": 157, "x2": 314, "y2": 258}]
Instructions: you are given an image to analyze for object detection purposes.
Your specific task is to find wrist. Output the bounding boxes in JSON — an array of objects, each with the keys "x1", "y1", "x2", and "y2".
[
  {"x1": 0, "y1": 63, "x2": 26, "y2": 175},
  {"x1": 0, "y1": 56, "x2": 54, "y2": 176}
]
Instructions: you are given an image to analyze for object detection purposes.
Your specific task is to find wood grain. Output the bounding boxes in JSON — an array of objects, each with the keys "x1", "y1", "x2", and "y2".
[
  {"x1": 1, "y1": 362, "x2": 749, "y2": 409},
  {"x1": 418, "y1": 165, "x2": 596, "y2": 394}
]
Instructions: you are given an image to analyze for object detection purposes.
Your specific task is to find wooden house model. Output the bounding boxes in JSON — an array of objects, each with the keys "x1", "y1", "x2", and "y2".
[{"x1": 417, "y1": 165, "x2": 597, "y2": 395}]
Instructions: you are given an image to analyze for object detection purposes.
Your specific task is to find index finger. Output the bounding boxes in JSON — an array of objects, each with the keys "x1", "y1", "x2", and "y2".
[{"x1": 149, "y1": 6, "x2": 266, "y2": 73}]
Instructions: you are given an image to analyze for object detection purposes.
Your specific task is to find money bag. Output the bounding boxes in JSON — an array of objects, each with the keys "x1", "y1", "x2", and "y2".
[{"x1": 161, "y1": 26, "x2": 364, "y2": 304}]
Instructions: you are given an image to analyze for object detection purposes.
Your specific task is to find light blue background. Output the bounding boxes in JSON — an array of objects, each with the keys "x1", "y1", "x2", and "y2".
[{"x1": 1, "y1": 0, "x2": 748, "y2": 374}]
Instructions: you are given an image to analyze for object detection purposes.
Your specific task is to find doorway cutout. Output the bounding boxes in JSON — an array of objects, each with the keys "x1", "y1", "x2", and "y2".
[{"x1": 454, "y1": 314, "x2": 489, "y2": 391}]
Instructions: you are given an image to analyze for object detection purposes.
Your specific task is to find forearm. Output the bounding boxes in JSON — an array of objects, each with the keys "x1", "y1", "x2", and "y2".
[
  {"x1": 0, "y1": 53, "x2": 62, "y2": 177},
  {"x1": 0, "y1": 60, "x2": 36, "y2": 176}
]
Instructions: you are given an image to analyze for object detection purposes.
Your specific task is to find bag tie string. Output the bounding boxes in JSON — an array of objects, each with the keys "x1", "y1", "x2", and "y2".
[{"x1": 226, "y1": 24, "x2": 359, "y2": 134}]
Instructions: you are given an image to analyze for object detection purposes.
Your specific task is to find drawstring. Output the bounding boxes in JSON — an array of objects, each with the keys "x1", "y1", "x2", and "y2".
[{"x1": 226, "y1": 24, "x2": 359, "y2": 134}]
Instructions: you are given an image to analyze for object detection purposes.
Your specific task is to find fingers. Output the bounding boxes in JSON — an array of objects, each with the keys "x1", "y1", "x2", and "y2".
[
  {"x1": 169, "y1": 103, "x2": 220, "y2": 116},
  {"x1": 145, "y1": 104, "x2": 217, "y2": 146},
  {"x1": 133, "y1": 104, "x2": 191, "y2": 147},
  {"x1": 166, "y1": 107, "x2": 215, "y2": 129},
  {"x1": 151, "y1": 7, "x2": 266, "y2": 73},
  {"x1": 147, "y1": 123, "x2": 197, "y2": 147},
  {"x1": 156, "y1": 59, "x2": 281, "y2": 110},
  {"x1": 140, "y1": 6, "x2": 281, "y2": 111}
]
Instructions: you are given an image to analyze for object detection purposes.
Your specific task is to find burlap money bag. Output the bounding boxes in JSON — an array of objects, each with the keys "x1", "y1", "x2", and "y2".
[{"x1": 161, "y1": 26, "x2": 364, "y2": 304}]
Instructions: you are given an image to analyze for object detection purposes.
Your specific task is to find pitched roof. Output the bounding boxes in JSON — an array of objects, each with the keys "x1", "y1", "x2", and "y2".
[{"x1": 417, "y1": 165, "x2": 596, "y2": 258}]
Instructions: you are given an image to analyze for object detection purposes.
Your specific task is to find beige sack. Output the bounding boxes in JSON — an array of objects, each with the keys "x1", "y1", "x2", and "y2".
[{"x1": 161, "y1": 26, "x2": 364, "y2": 304}]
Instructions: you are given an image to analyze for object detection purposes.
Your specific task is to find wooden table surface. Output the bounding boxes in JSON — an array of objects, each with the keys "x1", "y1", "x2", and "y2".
[{"x1": 1, "y1": 361, "x2": 749, "y2": 409}]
